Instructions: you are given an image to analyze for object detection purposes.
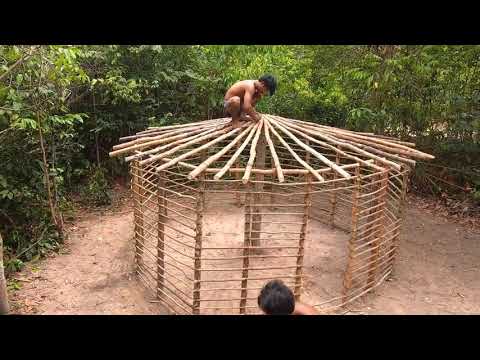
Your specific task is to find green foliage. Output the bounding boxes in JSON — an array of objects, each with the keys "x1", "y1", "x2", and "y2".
[
  {"x1": 1, "y1": 45, "x2": 479, "y2": 272},
  {"x1": 6, "y1": 259, "x2": 24, "y2": 274},
  {"x1": 80, "y1": 166, "x2": 111, "y2": 206},
  {"x1": 7, "y1": 279, "x2": 22, "y2": 291},
  {"x1": 0, "y1": 45, "x2": 88, "y2": 266}
]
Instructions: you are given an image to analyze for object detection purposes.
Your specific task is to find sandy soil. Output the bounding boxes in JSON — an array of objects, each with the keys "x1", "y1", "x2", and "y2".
[
  {"x1": 354, "y1": 198, "x2": 480, "y2": 314},
  {"x1": 8, "y1": 206, "x2": 165, "y2": 315},
  {"x1": 8, "y1": 194, "x2": 480, "y2": 315}
]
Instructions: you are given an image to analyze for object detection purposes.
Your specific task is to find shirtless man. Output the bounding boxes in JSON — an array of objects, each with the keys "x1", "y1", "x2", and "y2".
[
  {"x1": 257, "y1": 280, "x2": 319, "y2": 315},
  {"x1": 223, "y1": 74, "x2": 277, "y2": 128}
]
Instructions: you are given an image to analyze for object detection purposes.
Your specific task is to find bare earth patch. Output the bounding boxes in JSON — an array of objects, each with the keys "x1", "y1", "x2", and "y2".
[
  {"x1": 9, "y1": 201, "x2": 166, "y2": 315},
  {"x1": 9, "y1": 194, "x2": 480, "y2": 315},
  {"x1": 349, "y1": 196, "x2": 480, "y2": 314}
]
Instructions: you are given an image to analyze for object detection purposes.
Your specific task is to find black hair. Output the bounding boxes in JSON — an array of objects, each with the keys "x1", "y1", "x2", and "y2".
[
  {"x1": 259, "y1": 74, "x2": 277, "y2": 96},
  {"x1": 257, "y1": 280, "x2": 295, "y2": 315}
]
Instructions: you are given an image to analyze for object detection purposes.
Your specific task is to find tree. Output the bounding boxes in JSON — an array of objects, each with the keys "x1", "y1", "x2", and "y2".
[
  {"x1": 0, "y1": 232, "x2": 9, "y2": 314},
  {"x1": 0, "y1": 44, "x2": 478, "y2": 277}
]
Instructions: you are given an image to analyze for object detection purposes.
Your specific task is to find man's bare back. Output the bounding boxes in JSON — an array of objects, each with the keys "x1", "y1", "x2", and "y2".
[{"x1": 223, "y1": 75, "x2": 277, "y2": 128}]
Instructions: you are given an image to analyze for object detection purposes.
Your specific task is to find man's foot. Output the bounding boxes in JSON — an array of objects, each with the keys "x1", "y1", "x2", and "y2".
[
  {"x1": 239, "y1": 114, "x2": 253, "y2": 123},
  {"x1": 230, "y1": 120, "x2": 242, "y2": 129}
]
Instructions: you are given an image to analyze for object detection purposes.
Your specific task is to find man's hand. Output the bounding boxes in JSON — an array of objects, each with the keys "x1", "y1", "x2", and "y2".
[{"x1": 243, "y1": 89, "x2": 261, "y2": 122}]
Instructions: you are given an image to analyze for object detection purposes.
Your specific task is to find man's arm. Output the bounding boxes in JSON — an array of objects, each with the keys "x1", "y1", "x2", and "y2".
[
  {"x1": 292, "y1": 301, "x2": 319, "y2": 315},
  {"x1": 242, "y1": 89, "x2": 261, "y2": 121}
]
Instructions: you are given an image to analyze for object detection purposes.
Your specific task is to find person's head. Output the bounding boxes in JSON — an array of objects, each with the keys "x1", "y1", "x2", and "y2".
[
  {"x1": 256, "y1": 74, "x2": 277, "y2": 96},
  {"x1": 257, "y1": 280, "x2": 295, "y2": 315}
]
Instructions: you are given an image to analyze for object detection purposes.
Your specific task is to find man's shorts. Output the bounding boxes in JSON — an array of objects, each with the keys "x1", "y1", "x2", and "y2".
[{"x1": 224, "y1": 97, "x2": 243, "y2": 117}]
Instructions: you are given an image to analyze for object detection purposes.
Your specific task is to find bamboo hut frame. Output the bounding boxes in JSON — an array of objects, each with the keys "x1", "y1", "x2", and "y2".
[{"x1": 111, "y1": 114, "x2": 434, "y2": 314}]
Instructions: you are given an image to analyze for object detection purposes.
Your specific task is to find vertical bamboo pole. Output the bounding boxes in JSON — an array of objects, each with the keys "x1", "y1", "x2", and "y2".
[
  {"x1": 235, "y1": 142, "x2": 242, "y2": 206},
  {"x1": 266, "y1": 151, "x2": 273, "y2": 206},
  {"x1": 192, "y1": 173, "x2": 205, "y2": 315},
  {"x1": 269, "y1": 136, "x2": 275, "y2": 206},
  {"x1": 342, "y1": 165, "x2": 361, "y2": 305},
  {"x1": 357, "y1": 175, "x2": 379, "y2": 281},
  {"x1": 251, "y1": 131, "x2": 266, "y2": 250},
  {"x1": 362, "y1": 163, "x2": 383, "y2": 253},
  {"x1": 367, "y1": 169, "x2": 389, "y2": 286},
  {"x1": 294, "y1": 173, "x2": 312, "y2": 300},
  {"x1": 329, "y1": 152, "x2": 340, "y2": 227},
  {"x1": 239, "y1": 182, "x2": 252, "y2": 314},
  {"x1": 157, "y1": 172, "x2": 166, "y2": 299},
  {"x1": 133, "y1": 161, "x2": 145, "y2": 269},
  {"x1": 387, "y1": 168, "x2": 409, "y2": 272},
  {"x1": 162, "y1": 171, "x2": 168, "y2": 217}
]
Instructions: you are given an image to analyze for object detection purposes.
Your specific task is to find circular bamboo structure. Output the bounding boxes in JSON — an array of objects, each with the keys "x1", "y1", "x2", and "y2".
[{"x1": 110, "y1": 114, "x2": 434, "y2": 314}]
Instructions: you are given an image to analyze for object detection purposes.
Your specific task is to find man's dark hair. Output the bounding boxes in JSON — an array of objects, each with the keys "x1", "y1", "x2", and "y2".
[
  {"x1": 259, "y1": 74, "x2": 277, "y2": 96},
  {"x1": 257, "y1": 280, "x2": 295, "y2": 315}
]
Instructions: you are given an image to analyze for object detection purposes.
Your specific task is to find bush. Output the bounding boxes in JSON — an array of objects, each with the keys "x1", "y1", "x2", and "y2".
[{"x1": 80, "y1": 166, "x2": 111, "y2": 206}]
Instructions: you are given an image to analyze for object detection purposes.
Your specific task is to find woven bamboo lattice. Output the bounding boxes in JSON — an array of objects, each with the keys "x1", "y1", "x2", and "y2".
[{"x1": 110, "y1": 114, "x2": 434, "y2": 314}]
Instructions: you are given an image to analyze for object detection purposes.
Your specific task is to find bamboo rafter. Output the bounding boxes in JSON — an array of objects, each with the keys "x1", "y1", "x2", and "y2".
[
  {"x1": 111, "y1": 115, "x2": 433, "y2": 181},
  {"x1": 113, "y1": 114, "x2": 433, "y2": 315}
]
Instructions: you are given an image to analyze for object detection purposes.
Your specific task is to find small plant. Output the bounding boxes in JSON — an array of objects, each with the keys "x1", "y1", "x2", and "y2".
[
  {"x1": 7, "y1": 279, "x2": 22, "y2": 291},
  {"x1": 6, "y1": 259, "x2": 24, "y2": 273},
  {"x1": 80, "y1": 166, "x2": 111, "y2": 206},
  {"x1": 58, "y1": 198, "x2": 76, "y2": 221}
]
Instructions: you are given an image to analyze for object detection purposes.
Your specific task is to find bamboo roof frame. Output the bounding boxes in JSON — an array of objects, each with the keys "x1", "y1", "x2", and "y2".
[
  {"x1": 110, "y1": 114, "x2": 434, "y2": 184},
  {"x1": 115, "y1": 115, "x2": 435, "y2": 315}
]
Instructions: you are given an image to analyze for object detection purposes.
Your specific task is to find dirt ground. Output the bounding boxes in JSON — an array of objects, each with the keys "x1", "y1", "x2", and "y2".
[
  {"x1": 8, "y1": 207, "x2": 164, "y2": 315},
  {"x1": 8, "y1": 193, "x2": 480, "y2": 315},
  {"x1": 139, "y1": 193, "x2": 352, "y2": 314}
]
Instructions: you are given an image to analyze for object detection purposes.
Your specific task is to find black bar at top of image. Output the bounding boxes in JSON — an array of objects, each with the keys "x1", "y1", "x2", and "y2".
[{"x1": 2, "y1": 7, "x2": 480, "y2": 44}]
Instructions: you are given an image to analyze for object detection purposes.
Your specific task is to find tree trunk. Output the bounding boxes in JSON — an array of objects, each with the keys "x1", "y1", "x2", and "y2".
[
  {"x1": 93, "y1": 90, "x2": 100, "y2": 167},
  {"x1": 37, "y1": 112, "x2": 63, "y2": 237},
  {"x1": 0, "y1": 232, "x2": 9, "y2": 315},
  {"x1": 51, "y1": 141, "x2": 65, "y2": 239}
]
